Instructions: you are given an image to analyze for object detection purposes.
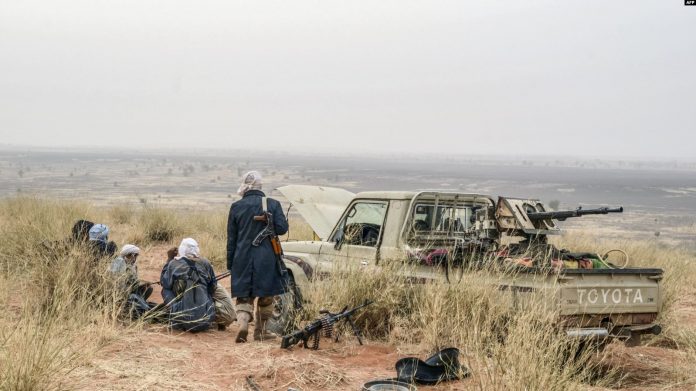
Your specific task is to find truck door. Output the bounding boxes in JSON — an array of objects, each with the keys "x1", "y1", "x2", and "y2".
[{"x1": 319, "y1": 200, "x2": 389, "y2": 270}]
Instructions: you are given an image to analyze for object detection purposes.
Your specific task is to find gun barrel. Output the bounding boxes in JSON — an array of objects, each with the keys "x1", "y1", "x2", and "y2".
[
  {"x1": 215, "y1": 271, "x2": 231, "y2": 282},
  {"x1": 527, "y1": 206, "x2": 623, "y2": 221},
  {"x1": 343, "y1": 300, "x2": 374, "y2": 314}
]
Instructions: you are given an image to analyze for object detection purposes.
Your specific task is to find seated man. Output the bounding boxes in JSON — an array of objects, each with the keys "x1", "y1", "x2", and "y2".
[
  {"x1": 88, "y1": 224, "x2": 118, "y2": 259},
  {"x1": 108, "y1": 244, "x2": 152, "y2": 300},
  {"x1": 160, "y1": 238, "x2": 235, "y2": 332},
  {"x1": 212, "y1": 282, "x2": 236, "y2": 331},
  {"x1": 41, "y1": 219, "x2": 95, "y2": 258},
  {"x1": 161, "y1": 245, "x2": 236, "y2": 330},
  {"x1": 71, "y1": 219, "x2": 94, "y2": 245}
]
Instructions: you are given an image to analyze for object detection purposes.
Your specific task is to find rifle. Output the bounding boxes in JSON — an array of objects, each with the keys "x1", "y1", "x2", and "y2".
[
  {"x1": 146, "y1": 270, "x2": 231, "y2": 286},
  {"x1": 526, "y1": 206, "x2": 623, "y2": 221},
  {"x1": 253, "y1": 197, "x2": 286, "y2": 276},
  {"x1": 142, "y1": 270, "x2": 234, "y2": 320},
  {"x1": 280, "y1": 300, "x2": 373, "y2": 350}
]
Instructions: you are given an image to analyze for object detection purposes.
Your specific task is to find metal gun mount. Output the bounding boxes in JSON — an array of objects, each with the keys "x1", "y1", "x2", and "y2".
[
  {"x1": 495, "y1": 197, "x2": 624, "y2": 237},
  {"x1": 496, "y1": 197, "x2": 560, "y2": 236}
]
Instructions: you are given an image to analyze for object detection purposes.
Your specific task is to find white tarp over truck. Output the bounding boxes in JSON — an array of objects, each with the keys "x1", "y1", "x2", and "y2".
[{"x1": 277, "y1": 185, "x2": 355, "y2": 240}]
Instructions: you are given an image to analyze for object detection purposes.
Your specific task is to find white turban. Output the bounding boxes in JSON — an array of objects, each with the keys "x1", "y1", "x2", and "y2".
[
  {"x1": 120, "y1": 244, "x2": 140, "y2": 257},
  {"x1": 237, "y1": 171, "x2": 263, "y2": 196},
  {"x1": 176, "y1": 238, "x2": 200, "y2": 260}
]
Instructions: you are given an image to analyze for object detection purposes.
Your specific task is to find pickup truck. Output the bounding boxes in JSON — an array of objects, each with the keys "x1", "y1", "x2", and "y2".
[{"x1": 269, "y1": 185, "x2": 663, "y2": 345}]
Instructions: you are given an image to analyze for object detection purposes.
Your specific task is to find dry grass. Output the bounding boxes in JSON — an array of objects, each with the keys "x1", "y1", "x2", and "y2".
[
  {"x1": 0, "y1": 196, "x2": 695, "y2": 390},
  {"x1": 296, "y1": 262, "x2": 613, "y2": 390}
]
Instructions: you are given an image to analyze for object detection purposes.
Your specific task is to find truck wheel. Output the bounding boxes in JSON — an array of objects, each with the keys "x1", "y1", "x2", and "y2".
[{"x1": 266, "y1": 274, "x2": 302, "y2": 335}]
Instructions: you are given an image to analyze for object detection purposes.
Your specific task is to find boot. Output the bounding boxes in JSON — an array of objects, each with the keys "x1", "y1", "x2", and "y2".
[
  {"x1": 253, "y1": 305, "x2": 278, "y2": 341},
  {"x1": 235, "y1": 311, "x2": 251, "y2": 343}
]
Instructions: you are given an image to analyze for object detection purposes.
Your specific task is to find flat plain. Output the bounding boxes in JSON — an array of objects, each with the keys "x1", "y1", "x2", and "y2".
[{"x1": 2, "y1": 147, "x2": 695, "y2": 249}]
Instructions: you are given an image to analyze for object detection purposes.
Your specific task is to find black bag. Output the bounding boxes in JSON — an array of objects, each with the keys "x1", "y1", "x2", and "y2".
[{"x1": 395, "y1": 347, "x2": 468, "y2": 385}]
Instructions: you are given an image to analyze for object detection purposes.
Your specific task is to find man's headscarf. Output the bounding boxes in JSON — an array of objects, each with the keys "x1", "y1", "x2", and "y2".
[
  {"x1": 120, "y1": 244, "x2": 140, "y2": 257},
  {"x1": 237, "y1": 171, "x2": 263, "y2": 196},
  {"x1": 176, "y1": 238, "x2": 200, "y2": 260},
  {"x1": 88, "y1": 224, "x2": 109, "y2": 242}
]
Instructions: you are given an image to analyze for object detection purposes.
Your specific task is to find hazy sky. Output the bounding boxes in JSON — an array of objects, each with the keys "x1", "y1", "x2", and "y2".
[{"x1": 0, "y1": 1, "x2": 694, "y2": 158}]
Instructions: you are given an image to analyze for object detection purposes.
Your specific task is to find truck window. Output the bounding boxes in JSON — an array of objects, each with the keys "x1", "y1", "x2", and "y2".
[
  {"x1": 412, "y1": 203, "x2": 473, "y2": 233},
  {"x1": 332, "y1": 201, "x2": 388, "y2": 247}
]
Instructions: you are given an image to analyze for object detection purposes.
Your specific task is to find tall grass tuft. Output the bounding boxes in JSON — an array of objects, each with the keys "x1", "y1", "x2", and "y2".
[{"x1": 136, "y1": 207, "x2": 184, "y2": 244}]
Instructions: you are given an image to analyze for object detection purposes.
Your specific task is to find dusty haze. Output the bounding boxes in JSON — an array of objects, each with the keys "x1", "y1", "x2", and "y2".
[{"x1": 0, "y1": 1, "x2": 694, "y2": 157}]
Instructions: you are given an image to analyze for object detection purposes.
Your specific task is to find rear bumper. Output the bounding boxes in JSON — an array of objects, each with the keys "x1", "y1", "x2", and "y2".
[
  {"x1": 566, "y1": 327, "x2": 609, "y2": 339},
  {"x1": 565, "y1": 324, "x2": 661, "y2": 340}
]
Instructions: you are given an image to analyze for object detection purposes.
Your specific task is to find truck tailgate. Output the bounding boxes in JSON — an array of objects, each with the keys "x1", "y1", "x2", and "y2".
[{"x1": 558, "y1": 269, "x2": 661, "y2": 316}]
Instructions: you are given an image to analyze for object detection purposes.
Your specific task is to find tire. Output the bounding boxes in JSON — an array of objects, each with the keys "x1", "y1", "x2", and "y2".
[{"x1": 265, "y1": 273, "x2": 302, "y2": 335}]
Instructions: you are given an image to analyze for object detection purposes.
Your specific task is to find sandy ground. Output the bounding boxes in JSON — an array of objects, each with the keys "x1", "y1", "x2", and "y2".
[{"x1": 71, "y1": 245, "x2": 696, "y2": 391}]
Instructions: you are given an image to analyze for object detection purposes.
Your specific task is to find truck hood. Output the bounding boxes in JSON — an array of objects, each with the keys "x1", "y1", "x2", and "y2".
[{"x1": 277, "y1": 185, "x2": 355, "y2": 240}]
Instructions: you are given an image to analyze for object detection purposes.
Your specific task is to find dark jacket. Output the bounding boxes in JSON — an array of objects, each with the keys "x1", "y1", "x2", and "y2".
[
  {"x1": 160, "y1": 257, "x2": 216, "y2": 304},
  {"x1": 227, "y1": 190, "x2": 289, "y2": 298},
  {"x1": 89, "y1": 240, "x2": 117, "y2": 260},
  {"x1": 159, "y1": 256, "x2": 217, "y2": 332}
]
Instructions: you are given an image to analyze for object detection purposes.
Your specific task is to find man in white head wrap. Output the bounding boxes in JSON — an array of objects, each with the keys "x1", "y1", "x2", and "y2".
[
  {"x1": 176, "y1": 238, "x2": 201, "y2": 259},
  {"x1": 108, "y1": 244, "x2": 152, "y2": 300},
  {"x1": 159, "y1": 238, "x2": 236, "y2": 331},
  {"x1": 227, "y1": 170, "x2": 289, "y2": 342},
  {"x1": 237, "y1": 171, "x2": 263, "y2": 196},
  {"x1": 88, "y1": 223, "x2": 117, "y2": 258}
]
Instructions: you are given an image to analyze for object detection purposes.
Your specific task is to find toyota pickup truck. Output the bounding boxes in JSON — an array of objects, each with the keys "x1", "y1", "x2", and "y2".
[{"x1": 270, "y1": 185, "x2": 663, "y2": 345}]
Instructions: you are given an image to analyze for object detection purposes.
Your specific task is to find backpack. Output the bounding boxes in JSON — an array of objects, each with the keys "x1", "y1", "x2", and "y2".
[{"x1": 169, "y1": 258, "x2": 215, "y2": 332}]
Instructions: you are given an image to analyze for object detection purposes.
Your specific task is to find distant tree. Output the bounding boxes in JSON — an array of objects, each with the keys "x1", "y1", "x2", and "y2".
[
  {"x1": 183, "y1": 165, "x2": 195, "y2": 176},
  {"x1": 17, "y1": 169, "x2": 23, "y2": 178},
  {"x1": 548, "y1": 200, "x2": 560, "y2": 210},
  {"x1": 113, "y1": 182, "x2": 118, "y2": 187}
]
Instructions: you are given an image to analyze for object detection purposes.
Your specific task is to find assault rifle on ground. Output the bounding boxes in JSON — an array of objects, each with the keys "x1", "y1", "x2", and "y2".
[
  {"x1": 253, "y1": 197, "x2": 286, "y2": 277},
  {"x1": 526, "y1": 206, "x2": 623, "y2": 221},
  {"x1": 280, "y1": 300, "x2": 373, "y2": 350}
]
